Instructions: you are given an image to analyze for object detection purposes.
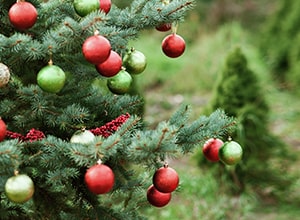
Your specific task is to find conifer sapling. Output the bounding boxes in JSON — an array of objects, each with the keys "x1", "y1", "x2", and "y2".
[
  {"x1": 8, "y1": 0, "x2": 38, "y2": 30},
  {"x1": 152, "y1": 163, "x2": 179, "y2": 193},
  {"x1": 202, "y1": 138, "x2": 224, "y2": 162},
  {"x1": 147, "y1": 184, "x2": 172, "y2": 208},
  {"x1": 0, "y1": 63, "x2": 10, "y2": 87},
  {"x1": 82, "y1": 31, "x2": 111, "y2": 64},
  {"x1": 96, "y1": 50, "x2": 123, "y2": 77},
  {"x1": 84, "y1": 160, "x2": 115, "y2": 194},
  {"x1": 5, "y1": 172, "x2": 35, "y2": 204}
]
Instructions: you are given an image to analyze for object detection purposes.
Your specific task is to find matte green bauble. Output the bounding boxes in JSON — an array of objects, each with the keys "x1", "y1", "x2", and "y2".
[
  {"x1": 37, "y1": 64, "x2": 66, "y2": 93},
  {"x1": 74, "y1": 0, "x2": 99, "y2": 17},
  {"x1": 219, "y1": 140, "x2": 243, "y2": 165},
  {"x1": 123, "y1": 48, "x2": 147, "y2": 74},
  {"x1": 5, "y1": 174, "x2": 34, "y2": 204},
  {"x1": 107, "y1": 69, "x2": 132, "y2": 94}
]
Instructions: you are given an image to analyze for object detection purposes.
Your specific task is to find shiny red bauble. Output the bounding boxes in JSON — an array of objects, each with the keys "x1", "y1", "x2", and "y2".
[
  {"x1": 0, "y1": 118, "x2": 7, "y2": 141},
  {"x1": 147, "y1": 184, "x2": 171, "y2": 207},
  {"x1": 155, "y1": 23, "x2": 171, "y2": 32},
  {"x1": 161, "y1": 33, "x2": 186, "y2": 58},
  {"x1": 82, "y1": 34, "x2": 111, "y2": 64},
  {"x1": 8, "y1": 1, "x2": 37, "y2": 30},
  {"x1": 202, "y1": 138, "x2": 224, "y2": 162},
  {"x1": 100, "y1": 0, "x2": 111, "y2": 14},
  {"x1": 95, "y1": 50, "x2": 122, "y2": 77},
  {"x1": 84, "y1": 163, "x2": 114, "y2": 194},
  {"x1": 152, "y1": 164, "x2": 179, "y2": 193}
]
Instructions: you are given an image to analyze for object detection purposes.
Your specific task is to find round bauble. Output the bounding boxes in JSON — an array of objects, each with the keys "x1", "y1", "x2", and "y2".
[
  {"x1": 147, "y1": 184, "x2": 172, "y2": 208},
  {"x1": 155, "y1": 23, "x2": 171, "y2": 32},
  {"x1": 100, "y1": 0, "x2": 111, "y2": 14},
  {"x1": 202, "y1": 138, "x2": 224, "y2": 162},
  {"x1": 162, "y1": 33, "x2": 186, "y2": 58},
  {"x1": 8, "y1": 1, "x2": 37, "y2": 30},
  {"x1": 74, "y1": 0, "x2": 99, "y2": 17},
  {"x1": 96, "y1": 50, "x2": 122, "y2": 77},
  {"x1": 82, "y1": 34, "x2": 111, "y2": 65},
  {"x1": 70, "y1": 129, "x2": 95, "y2": 144},
  {"x1": 107, "y1": 69, "x2": 132, "y2": 94},
  {"x1": 0, "y1": 118, "x2": 7, "y2": 142},
  {"x1": 85, "y1": 163, "x2": 115, "y2": 194},
  {"x1": 0, "y1": 63, "x2": 10, "y2": 87},
  {"x1": 153, "y1": 164, "x2": 179, "y2": 193},
  {"x1": 5, "y1": 174, "x2": 34, "y2": 204},
  {"x1": 219, "y1": 140, "x2": 243, "y2": 165},
  {"x1": 37, "y1": 64, "x2": 66, "y2": 93},
  {"x1": 123, "y1": 48, "x2": 147, "y2": 75}
]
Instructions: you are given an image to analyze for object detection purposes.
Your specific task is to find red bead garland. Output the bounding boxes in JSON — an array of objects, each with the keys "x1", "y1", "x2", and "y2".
[{"x1": 5, "y1": 113, "x2": 130, "y2": 142}]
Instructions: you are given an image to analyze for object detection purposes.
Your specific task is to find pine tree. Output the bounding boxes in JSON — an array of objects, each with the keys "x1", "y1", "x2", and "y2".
[
  {"x1": 205, "y1": 47, "x2": 294, "y2": 197},
  {"x1": 0, "y1": 0, "x2": 236, "y2": 219}
]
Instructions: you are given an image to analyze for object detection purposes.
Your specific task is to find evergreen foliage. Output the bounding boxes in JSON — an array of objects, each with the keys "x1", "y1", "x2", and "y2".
[
  {"x1": 0, "y1": 0, "x2": 237, "y2": 219},
  {"x1": 205, "y1": 48, "x2": 294, "y2": 197},
  {"x1": 260, "y1": 0, "x2": 300, "y2": 92}
]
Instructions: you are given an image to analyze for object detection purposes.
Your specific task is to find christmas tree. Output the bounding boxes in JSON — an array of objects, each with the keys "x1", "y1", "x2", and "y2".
[
  {"x1": 0, "y1": 0, "x2": 236, "y2": 219},
  {"x1": 204, "y1": 47, "x2": 294, "y2": 197}
]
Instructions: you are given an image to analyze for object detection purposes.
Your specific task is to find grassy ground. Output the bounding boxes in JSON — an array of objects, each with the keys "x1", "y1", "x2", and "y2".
[{"x1": 130, "y1": 22, "x2": 300, "y2": 219}]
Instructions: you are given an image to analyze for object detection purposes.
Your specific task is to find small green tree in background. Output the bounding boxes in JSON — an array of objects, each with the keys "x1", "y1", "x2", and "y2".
[
  {"x1": 203, "y1": 47, "x2": 294, "y2": 198},
  {"x1": 260, "y1": 0, "x2": 300, "y2": 92}
]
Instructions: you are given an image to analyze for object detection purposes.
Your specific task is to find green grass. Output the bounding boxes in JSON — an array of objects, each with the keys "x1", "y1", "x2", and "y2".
[{"x1": 131, "y1": 22, "x2": 300, "y2": 219}]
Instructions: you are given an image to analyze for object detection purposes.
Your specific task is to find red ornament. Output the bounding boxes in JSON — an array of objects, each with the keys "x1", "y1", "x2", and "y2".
[
  {"x1": 95, "y1": 50, "x2": 122, "y2": 77},
  {"x1": 152, "y1": 163, "x2": 179, "y2": 193},
  {"x1": 202, "y1": 138, "x2": 224, "y2": 162},
  {"x1": 82, "y1": 33, "x2": 111, "y2": 64},
  {"x1": 84, "y1": 161, "x2": 114, "y2": 194},
  {"x1": 155, "y1": 23, "x2": 171, "y2": 32},
  {"x1": 0, "y1": 118, "x2": 7, "y2": 141},
  {"x1": 100, "y1": 0, "x2": 111, "y2": 14},
  {"x1": 147, "y1": 184, "x2": 171, "y2": 207},
  {"x1": 161, "y1": 33, "x2": 186, "y2": 58},
  {"x1": 8, "y1": 1, "x2": 38, "y2": 30}
]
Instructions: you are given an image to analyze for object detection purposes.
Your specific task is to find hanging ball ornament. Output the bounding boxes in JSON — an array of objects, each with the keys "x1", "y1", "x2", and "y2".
[
  {"x1": 74, "y1": 0, "x2": 99, "y2": 17},
  {"x1": 155, "y1": 23, "x2": 172, "y2": 32},
  {"x1": 8, "y1": 1, "x2": 38, "y2": 30},
  {"x1": 152, "y1": 163, "x2": 179, "y2": 193},
  {"x1": 0, "y1": 118, "x2": 7, "y2": 142},
  {"x1": 96, "y1": 50, "x2": 122, "y2": 77},
  {"x1": 202, "y1": 138, "x2": 224, "y2": 162},
  {"x1": 37, "y1": 61, "x2": 66, "y2": 93},
  {"x1": 70, "y1": 128, "x2": 95, "y2": 145},
  {"x1": 82, "y1": 31, "x2": 111, "y2": 65},
  {"x1": 123, "y1": 48, "x2": 147, "y2": 75},
  {"x1": 162, "y1": 33, "x2": 186, "y2": 58},
  {"x1": 84, "y1": 160, "x2": 115, "y2": 194},
  {"x1": 5, "y1": 172, "x2": 35, "y2": 204},
  {"x1": 107, "y1": 69, "x2": 132, "y2": 94},
  {"x1": 147, "y1": 184, "x2": 172, "y2": 208},
  {"x1": 0, "y1": 63, "x2": 10, "y2": 87},
  {"x1": 100, "y1": 0, "x2": 111, "y2": 14},
  {"x1": 219, "y1": 140, "x2": 243, "y2": 165}
]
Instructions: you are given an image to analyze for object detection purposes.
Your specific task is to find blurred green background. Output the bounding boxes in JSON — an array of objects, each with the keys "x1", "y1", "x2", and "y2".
[{"x1": 115, "y1": 0, "x2": 300, "y2": 219}]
